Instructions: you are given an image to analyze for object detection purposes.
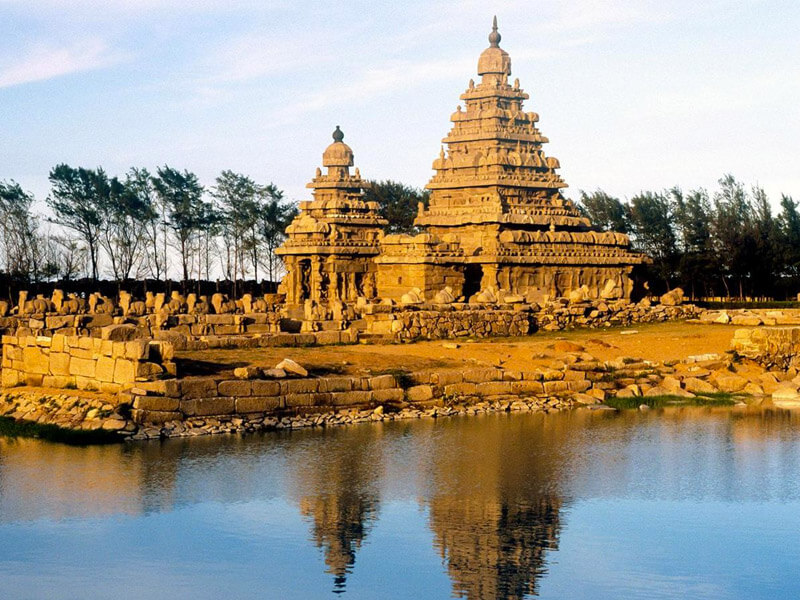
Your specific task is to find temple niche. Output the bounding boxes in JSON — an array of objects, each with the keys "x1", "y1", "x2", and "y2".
[
  {"x1": 277, "y1": 126, "x2": 387, "y2": 321},
  {"x1": 375, "y1": 17, "x2": 647, "y2": 303}
]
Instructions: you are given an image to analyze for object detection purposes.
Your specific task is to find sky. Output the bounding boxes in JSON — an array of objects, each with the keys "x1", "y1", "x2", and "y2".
[{"x1": 1, "y1": 0, "x2": 799, "y2": 211}]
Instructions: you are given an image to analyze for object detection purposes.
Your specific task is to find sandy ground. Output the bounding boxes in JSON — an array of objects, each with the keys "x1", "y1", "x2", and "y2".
[{"x1": 178, "y1": 322, "x2": 743, "y2": 378}]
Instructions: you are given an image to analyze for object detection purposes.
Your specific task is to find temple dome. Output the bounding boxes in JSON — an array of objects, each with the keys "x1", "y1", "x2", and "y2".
[
  {"x1": 322, "y1": 125, "x2": 354, "y2": 167},
  {"x1": 477, "y1": 16, "x2": 511, "y2": 76}
]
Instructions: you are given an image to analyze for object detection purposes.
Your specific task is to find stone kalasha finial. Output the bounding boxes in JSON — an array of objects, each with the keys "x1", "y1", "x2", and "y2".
[
  {"x1": 323, "y1": 125, "x2": 354, "y2": 167},
  {"x1": 489, "y1": 15, "x2": 500, "y2": 47}
]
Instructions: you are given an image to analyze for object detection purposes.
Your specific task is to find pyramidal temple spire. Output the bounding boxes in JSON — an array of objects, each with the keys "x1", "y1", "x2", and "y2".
[{"x1": 489, "y1": 15, "x2": 500, "y2": 47}]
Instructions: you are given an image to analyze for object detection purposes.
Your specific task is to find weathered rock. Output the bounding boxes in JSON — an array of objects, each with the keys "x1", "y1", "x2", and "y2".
[{"x1": 275, "y1": 359, "x2": 308, "y2": 377}]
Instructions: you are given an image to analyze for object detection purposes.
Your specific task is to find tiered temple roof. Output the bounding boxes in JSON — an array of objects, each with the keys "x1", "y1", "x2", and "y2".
[{"x1": 278, "y1": 126, "x2": 386, "y2": 258}]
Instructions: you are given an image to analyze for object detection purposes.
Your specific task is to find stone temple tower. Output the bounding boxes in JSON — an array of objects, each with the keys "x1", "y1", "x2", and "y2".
[
  {"x1": 376, "y1": 18, "x2": 647, "y2": 302},
  {"x1": 277, "y1": 127, "x2": 387, "y2": 317}
]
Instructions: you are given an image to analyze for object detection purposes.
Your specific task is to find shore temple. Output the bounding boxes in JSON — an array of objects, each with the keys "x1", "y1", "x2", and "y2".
[{"x1": 277, "y1": 18, "x2": 646, "y2": 313}]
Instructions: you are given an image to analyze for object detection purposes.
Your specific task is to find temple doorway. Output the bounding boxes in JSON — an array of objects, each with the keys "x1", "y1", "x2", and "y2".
[{"x1": 463, "y1": 264, "x2": 483, "y2": 299}]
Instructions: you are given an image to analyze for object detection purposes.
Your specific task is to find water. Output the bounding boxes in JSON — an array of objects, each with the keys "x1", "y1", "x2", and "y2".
[{"x1": 2, "y1": 406, "x2": 800, "y2": 599}]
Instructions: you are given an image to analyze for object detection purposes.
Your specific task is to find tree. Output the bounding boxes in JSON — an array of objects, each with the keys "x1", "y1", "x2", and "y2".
[
  {"x1": 628, "y1": 191, "x2": 677, "y2": 289},
  {"x1": 749, "y1": 185, "x2": 781, "y2": 297},
  {"x1": 152, "y1": 166, "x2": 206, "y2": 282},
  {"x1": 671, "y1": 187, "x2": 714, "y2": 297},
  {"x1": 362, "y1": 180, "x2": 429, "y2": 234},
  {"x1": 578, "y1": 190, "x2": 629, "y2": 233},
  {"x1": 712, "y1": 175, "x2": 755, "y2": 297},
  {"x1": 0, "y1": 180, "x2": 44, "y2": 280},
  {"x1": 779, "y1": 195, "x2": 800, "y2": 279},
  {"x1": 259, "y1": 194, "x2": 297, "y2": 284},
  {"x1": 213, "y1": 171, "x2": 262, "y2": 282},
  {"x1": 46, "y1": 164, "x2": 106, "y2": 279},
  {"x1": 126, "y1": 168, "x2": 165, "y2": 280},
  {"x1": 97, "y1": 174, "x2": 153, "y2": 281}
]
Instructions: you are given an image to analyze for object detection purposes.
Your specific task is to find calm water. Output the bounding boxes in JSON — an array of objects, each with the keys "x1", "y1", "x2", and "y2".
[{"x1": 2, "y1": 406, "x2": 800, "y2": 599}]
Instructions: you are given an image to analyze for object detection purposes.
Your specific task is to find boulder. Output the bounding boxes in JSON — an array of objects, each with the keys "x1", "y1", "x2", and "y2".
[
  {"x1": 660, "y1": 287, "x2": 685, "y2": 306},
  {"x1": 275, "y1": 359, "x2": 308, "y2": 377}
]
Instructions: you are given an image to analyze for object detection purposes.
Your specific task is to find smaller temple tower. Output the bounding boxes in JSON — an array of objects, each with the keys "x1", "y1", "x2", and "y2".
[{"x1": 277, "y1": 127, "x2": 387, "y2": 318}]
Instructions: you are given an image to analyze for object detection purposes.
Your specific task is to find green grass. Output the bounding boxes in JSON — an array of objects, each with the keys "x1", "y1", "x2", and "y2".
[
  {"x1": 605, "y1": 392, "x2": 739, "y2": 410},
  {"x1": 0, "y1": 417, "x2": 123, "y2": 445}
]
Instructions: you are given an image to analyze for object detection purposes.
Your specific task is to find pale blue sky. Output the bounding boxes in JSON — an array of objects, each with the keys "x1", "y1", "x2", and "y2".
[{"x1": 2, "y1": 0, "x2": 799, "y2": 209}]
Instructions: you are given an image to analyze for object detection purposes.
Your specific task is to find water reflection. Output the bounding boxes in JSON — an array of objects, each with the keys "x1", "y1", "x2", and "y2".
[
  {"x1": 288, "y1": 427, "x2": 383, "y2": 593},
  {"x1": 2, "y1": 406, "x2": 800, "y2": 599}
]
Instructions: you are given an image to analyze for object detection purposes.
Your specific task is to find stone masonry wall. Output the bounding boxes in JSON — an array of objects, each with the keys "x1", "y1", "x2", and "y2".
[
  {"x1": 731, "y1": 327, "x2": 800, "y2": 370},
  {"x1": 364, "y1": 301, "x2": 701, "y2": 341},
  {"x1": 1, "y1": 333, "x2": 173, "y2": 395}
]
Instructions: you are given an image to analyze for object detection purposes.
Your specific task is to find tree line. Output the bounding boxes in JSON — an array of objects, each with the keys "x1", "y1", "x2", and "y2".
[
  {"x1": 579, "y1": 175, "x2": 800, "y2": 299},
  {"x1": 0, "y1": 166, "x2": 298, "y2": 288},
  {"x1": 2, "y1": 169, "x2": 796, "y2": 301}
]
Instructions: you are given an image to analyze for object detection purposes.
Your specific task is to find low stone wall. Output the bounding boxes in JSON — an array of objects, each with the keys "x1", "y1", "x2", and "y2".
[
  {"x1": 364, "y1": 300, "x2": 701, "y2": 341},
  {"x1": 731, "y1": 327, "x2": 800, "y2": 369},
  {"x1": 364, "y1": 308, "x2": 531, "y2": 340},
  {"x1": 1, "y1": 333, "x2": 172, "y2": 394},
  {"x1": 3, "y1": 330, "x2": 798, "y2": 439},
  {"x1": 123, "y1": 345, "x2": 755, "y2": 439},
  {"x1": 698, "y1": 309, "x2": 800, "y2": 327}
]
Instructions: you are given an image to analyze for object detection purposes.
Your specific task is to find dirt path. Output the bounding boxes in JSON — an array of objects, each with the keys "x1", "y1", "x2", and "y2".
[{"x1": 178, "y1": 322, "x2": 742, "y2": 378}]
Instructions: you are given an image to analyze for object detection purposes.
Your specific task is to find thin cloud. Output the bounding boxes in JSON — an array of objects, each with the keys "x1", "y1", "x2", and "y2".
[{"x1": 0, "y1": 38, "x2": 128, "y2": 89}]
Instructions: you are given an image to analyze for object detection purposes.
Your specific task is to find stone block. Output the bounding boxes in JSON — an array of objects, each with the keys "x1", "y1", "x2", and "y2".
[
  {"x1": 372, "y1": 388, "x2": 404, "y2": 403},
  {"x1": 70, "y1": 357, "x2": 96, "y2": 378},
  {"x1": 407, "y1": 385, "x2": 434, "y2": 402},
  {"x1": 22, "y1": 346, "x2": 49, "y2": 375},
  {"x1": 251, "y1": 380, "x2": 281, "y2": 396},
  {"x1": 511, "y1": 381, "x2": 545, "y2": 394},
  {"x1": 74, "y1": 376, "x2": 97, "y2": 390},
  {"x1": 235, "y1": 396, "x2": 283, "y2": 413},
  {"x1": 124, "y1": 340, "x2": 149, "y2": 360},
  {"x1": 99, "y1": 382, "x2": 123, "y2": 394},
  {"x1": 49, "y1": 352, "x2": 71, "y2": 376},
  {"x1": 133, "y1": 396, "x2": 180, "y2": 411},
  {"x1": 462, "y1": 368, "x2": 502, "y2": 383},
  {"x1": 1, "y1": 369, "x2": 19, "y2": 387},
  {"x1": 285, "y1": 392, "x2": 328, "y2": 407},
  {"x1": 443, "y1": 382, "x2": 478, "y2": 396},
  {"x1": 282, "y1": 378, "x2": 319, "y2": 394},
  {"x1": 563, "y1": 370, "x2": 587, "y2": 381},
  {"x1": 180, "y1": 397, "x2": 235, "y2": 416},
  {"x1": 430, "y1": 371, "x2": 463, "y2": 386},
  {"x1": 476, "y1": 381, "x2": 513, "y2": 396},
  {"x1": 180, "y1": 378, "x2": 219, "y2": 399},
  {"x1": 136, "y1": 379, "x2": 181, "y2": 397},
  {"x1": 319, "y1": 377, "x2": 354, "y2": 392},
  {"x1": 330, "y1": 391, "x2": 372, "y2": 406},
  {"x1": 566, "y1": 379, "x2": 592, "y2": 393},
  {"x1": 132, "y1": 409, "x2": 182, "y2": 425},
  {"x1": 113, "y1": 359, "x2": 136, "y2": 385},
  {"x1": 543, "y1": 381, "x2": 570, "y2": 394},
  {"x1": 136, "y1": 362, "x2": 164, "y2": 379},
  {"x1": 369, "y1": 374, "x2": 397, "y2": 390},
  {"x1": 50, "y1": 334, "x2": 65, "y2": 353},
  {"x1": 96, "y1": 356, "x2": 116, "y2": 382},
  {"x1": 218, "y1": 380, "x2": 252, "y2": 397},
  {"x1": 42, "y1": 375, "x2": 73, "y2": 388}
]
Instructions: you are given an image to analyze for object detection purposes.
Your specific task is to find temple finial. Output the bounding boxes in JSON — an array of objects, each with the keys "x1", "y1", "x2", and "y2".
[
  {"x1": 489, "y1": 15, "x2": 501, "y2": 47},
  {"x1": 332, "y1": 125, "x2": 344, "y2": 142}
]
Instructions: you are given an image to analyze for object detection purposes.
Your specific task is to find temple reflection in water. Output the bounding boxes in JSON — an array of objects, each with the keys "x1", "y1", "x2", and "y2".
[{"x1": 3, "y1": 407, "x2": 800, "y2": 599}]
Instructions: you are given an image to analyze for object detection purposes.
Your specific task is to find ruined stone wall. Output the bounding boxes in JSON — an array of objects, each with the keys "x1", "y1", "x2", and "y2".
[
  {"x1": 363, "y1": 301, "x2": 701, "y2": 341},
  {"x1": 364, "y1": 308, "x2": 531, "y2": 340},
  {"x1": 731, "y1": 327, "x2": 800, "y2": 370},
  {"x1": 1, "y1": 333, "x2": 173, "y2": 394},
  {"x1": 376, "y1": 263, "x2": 465, "y2": 302}
]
